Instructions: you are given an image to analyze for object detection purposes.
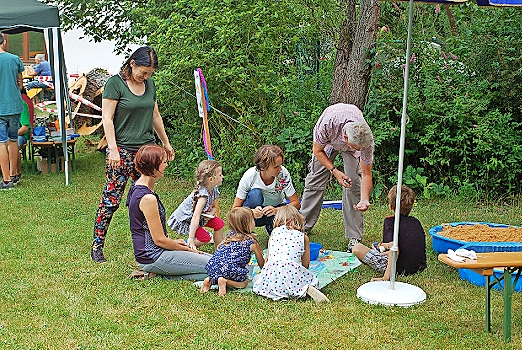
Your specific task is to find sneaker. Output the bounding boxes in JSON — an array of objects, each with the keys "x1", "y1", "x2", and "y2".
[
  {"x1": 10, "y1": 174, "x2": 21, "y2": 185},
  {"x1": 306, "y1": 285, "x2": 329, "y2": 303},
  {"x1": 346, "y1": 238, "x2": 360, "y2": 253},
  {"x1": 91, "y1": 241, "x2": 106, "y2": 263},
  {"x1": 0, "y1": 181, "x2": 14, "y2": 190}
]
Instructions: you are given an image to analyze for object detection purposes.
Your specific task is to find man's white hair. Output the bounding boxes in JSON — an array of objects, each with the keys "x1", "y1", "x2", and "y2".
[
  {"x1": 35, "y1": 53, "x2": 45, "y2": 61},
  {"x1": 343, "y1": 121, "x2": 373, "y2": 148}
]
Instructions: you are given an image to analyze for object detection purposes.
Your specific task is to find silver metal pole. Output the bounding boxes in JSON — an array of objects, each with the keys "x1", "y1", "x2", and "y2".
[{"x1": 390, "y1": 0, "x2": 415, "y2": 290}]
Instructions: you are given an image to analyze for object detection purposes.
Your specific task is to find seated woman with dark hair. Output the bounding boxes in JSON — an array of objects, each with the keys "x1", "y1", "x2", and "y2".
[
  {"x1": 232, "y1": 145, "x2": 300, "y2": 235},
  {"x1": 127, "y1": 144, "x2": 211, "y2": 280}
]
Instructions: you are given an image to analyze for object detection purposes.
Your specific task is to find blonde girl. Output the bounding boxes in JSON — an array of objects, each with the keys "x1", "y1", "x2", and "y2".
[
  {"x1": 200, "y1": 207, "x2": 265, "y2": 296},
  {"x1": 253, "y1": 206, "x2": 328, "y2": 302},
  {"x1": 167, "y1": 160, "x2": 224, "y2": 250}
]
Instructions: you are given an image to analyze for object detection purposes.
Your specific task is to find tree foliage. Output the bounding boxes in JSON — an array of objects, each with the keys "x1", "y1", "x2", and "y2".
[
  {"x1": 140, "y1": 0, "x2": 332, "y2": 185},
  {"x1": 366, "y1": 3, "x2": 522, "y2": 198},
  {"x1": 48, "y1": 0, "x2": 145, "y2": 53},
  {"x1": 49, "y1": 0, "x2": 522, "y2": 198},
  {"x1": 50, "y1": 0, "x2": 333, "y2": 187}
]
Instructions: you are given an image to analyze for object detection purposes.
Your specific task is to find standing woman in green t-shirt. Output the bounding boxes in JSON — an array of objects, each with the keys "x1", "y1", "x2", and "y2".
[{"x1": 91, "y1": 46, "x2": 174, "y2": 263}]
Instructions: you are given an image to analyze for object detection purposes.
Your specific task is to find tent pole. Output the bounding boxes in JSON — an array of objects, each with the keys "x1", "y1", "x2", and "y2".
[
  {"x1": 57, "y1": 28, "x2": 71, "y2": 185},
  {"x1": 390, "y1": 0, "x2": 415, "y2": 290},
  {"x1": 50, "y1": 27, "x2": 69, "y2": 185}
]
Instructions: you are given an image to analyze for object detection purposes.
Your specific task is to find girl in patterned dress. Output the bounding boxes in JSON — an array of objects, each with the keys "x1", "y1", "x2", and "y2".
[
  {"x1": 200, "y1": 207, "x2": 265, "y2": 296},
  {"x1": 253, "y1": 206, "x2": 329, "y2": 302},
  {"x1": 167, "y1": 160, "x2": 225, "y2": 250}
]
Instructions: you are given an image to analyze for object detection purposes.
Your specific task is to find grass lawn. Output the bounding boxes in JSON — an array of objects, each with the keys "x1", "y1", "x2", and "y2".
[{"x1": 1, "y1": 140, "x2": 521, "y2": 349}]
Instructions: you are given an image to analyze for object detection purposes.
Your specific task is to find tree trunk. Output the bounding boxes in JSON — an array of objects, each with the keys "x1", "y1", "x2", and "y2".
[
  {"x1": 329, "y1": 0, "x2": 381, "y2": 109},
  {"x1": 68, "y1": 68, "x2": 109, "y2": 131},
  {"x1": 445, "y1": 5, "x2": 458, "y2": 37}
]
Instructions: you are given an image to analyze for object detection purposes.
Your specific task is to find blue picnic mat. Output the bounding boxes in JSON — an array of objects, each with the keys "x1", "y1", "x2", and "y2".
[{"x1": 194, "y1": 249, "x2": 361, "y2": 292}]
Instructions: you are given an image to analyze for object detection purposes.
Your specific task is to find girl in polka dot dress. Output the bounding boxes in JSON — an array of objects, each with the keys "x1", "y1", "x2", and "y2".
[
  {"x1": 200, "y1": 207, "x2": 265, "y2": 296},
  {"x1": 253, "y1": 206, "x2": 328, "y2": 302}
]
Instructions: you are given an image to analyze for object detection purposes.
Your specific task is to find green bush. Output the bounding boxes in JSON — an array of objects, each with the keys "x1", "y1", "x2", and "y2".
[
  {"x1": 365, "y1": 3, "x2": 522, "y2": 199},
  {"x1": 55, "y1": 1, "x2": 522, "y2": 200},
  {"x1": 136, "y1": 0, "x2": 331, "y2": 187},
  {"x1": 60, "y1": 1, "x2": 521, "y2": 199}
]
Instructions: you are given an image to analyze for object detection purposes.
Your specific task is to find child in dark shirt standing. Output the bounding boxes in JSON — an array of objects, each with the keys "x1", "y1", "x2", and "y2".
[{"x1": 352, "y1": 185, "x2": 427, "y2": 281}]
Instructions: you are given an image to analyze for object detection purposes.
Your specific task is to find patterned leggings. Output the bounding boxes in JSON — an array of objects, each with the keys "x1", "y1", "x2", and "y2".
[{"x1": 93, "y1": 147, "x2": 140, "y2": 245}]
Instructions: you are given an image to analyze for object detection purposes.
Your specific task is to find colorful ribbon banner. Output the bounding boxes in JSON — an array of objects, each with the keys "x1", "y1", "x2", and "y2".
[{"x1": 194, "y1": 68, "x2": 213, "y2": 160}]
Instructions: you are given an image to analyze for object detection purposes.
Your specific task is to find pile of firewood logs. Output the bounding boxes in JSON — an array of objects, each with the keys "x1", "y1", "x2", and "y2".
[{"x1": 68, "y1": 68, "x2": 110, "y2": 150}]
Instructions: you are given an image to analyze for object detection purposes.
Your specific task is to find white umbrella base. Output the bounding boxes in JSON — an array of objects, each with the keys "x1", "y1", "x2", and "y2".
[{"x1": 356, "y1": 281, "x2": 426, "y2": 307}]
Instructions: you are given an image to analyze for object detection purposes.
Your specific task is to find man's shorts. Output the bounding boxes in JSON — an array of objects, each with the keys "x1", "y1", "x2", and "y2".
[
  {"x1": 362, "y1": 249, "x2": 388, "y2": 273},
  {"x1": 195, "y1": 216, "x2": 225, "y2": 243},
  {"x1": 0, "y1": 114, "x2": 20, "y2": 143}
]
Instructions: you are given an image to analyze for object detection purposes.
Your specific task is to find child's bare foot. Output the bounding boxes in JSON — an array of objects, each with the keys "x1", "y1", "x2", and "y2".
[
  {"x1": 218, "y1": 277, "x2": 227, "y2": 296},
  {"x1": 200, "y1": 277, "x2": 211, "y2": 293}
]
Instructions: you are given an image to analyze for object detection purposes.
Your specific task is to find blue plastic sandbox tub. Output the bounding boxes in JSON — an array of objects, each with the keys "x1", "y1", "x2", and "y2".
[
  {"x1": 429, "y1": 222, "x2": 470, "y2": 254},
  {"x1": 428, "y1": 221, "x2": 515, "y2": 254}
]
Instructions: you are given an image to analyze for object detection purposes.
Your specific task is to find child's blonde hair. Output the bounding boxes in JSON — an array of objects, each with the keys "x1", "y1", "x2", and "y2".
[
  {"x1": 273, "y1": 206, "x2": 305, "y2": 231},
  {"x1": 219, "y1": 207, "x2": 257, "y2": 247},
  {"x1": 192, "y1": 160, "x2": 222, "y2": 211}
]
